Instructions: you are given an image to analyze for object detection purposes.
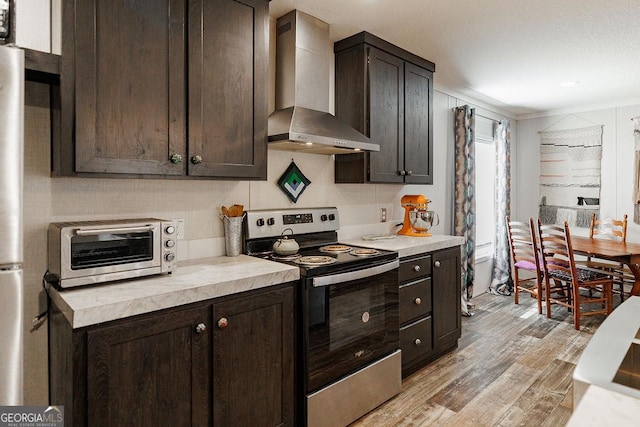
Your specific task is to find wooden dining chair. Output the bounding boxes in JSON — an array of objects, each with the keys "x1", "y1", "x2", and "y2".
[
  {"x1": 589, "y1": 213, "x2": 628, "y2": 242},
  {"x1": 586, "y1": 213, "x2": 631, "y2": 300},
  {"x1": 537, "y1": 220, "x2": 613, "y2": 330},
  {"x1": 506, "y1": 216, "x2": 543, "y2": 314}
]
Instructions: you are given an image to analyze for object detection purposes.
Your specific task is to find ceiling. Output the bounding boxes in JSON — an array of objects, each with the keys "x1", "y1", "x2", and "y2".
[{"x1": 269, "y1": 0, "x2": 640, "y2": 118}]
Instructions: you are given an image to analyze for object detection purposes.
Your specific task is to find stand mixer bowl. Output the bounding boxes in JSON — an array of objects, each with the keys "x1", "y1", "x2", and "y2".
[{"x1": 409, "y1": 210, "x2": 439, "y2": 232}]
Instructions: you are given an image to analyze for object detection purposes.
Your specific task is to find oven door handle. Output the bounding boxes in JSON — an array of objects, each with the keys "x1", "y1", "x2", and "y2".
[
  {"x1": 75, "y1": 225, "x2": 156, "y2": 236},
  {"x1": 312, "y1": 259, "x2": 399, "y2": 287}
]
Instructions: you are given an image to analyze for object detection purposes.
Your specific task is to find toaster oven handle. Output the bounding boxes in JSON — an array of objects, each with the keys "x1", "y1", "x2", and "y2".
[
  {"x1": 312, "y1": 259, "x2": 399, "y2": 287},
  {"x1": 75, "y1": 225, "x2": 157, "y2": 236}
]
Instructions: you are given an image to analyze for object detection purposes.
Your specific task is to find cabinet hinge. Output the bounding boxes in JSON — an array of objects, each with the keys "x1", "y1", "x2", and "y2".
[{"x1": 367, "y1": 55, "x2": 370, "y2": 64}]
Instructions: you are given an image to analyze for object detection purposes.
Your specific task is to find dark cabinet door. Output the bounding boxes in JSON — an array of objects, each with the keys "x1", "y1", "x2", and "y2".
[
  {"x1": 188, "y1": 0, "x2": 268, "y2": 179},
  {"x1": 334, "y1": 33, "x2": 434, "y2": 184},
  {"x1": 86, "y1": 306, "x2": 212, "y2": 427},
  {"x1": 368, "y1": 46, "x2": 404, "y2": 183},
  {"x1": 72, "y1": 0, "x2": 187, "y2": 175},
  {"x1": 432, "y1": 247, "x2": 462, "y2": 351},
  {"x1": 403, "y1": 62, "x2": 433, "y2": 184},
  {"x1": 212, "y1": 286, "x2": 295, "y2": 426}
]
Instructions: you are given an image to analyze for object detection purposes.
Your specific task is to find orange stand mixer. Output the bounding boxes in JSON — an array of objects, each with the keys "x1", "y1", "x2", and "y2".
[{"x1": 397, "y1": 195, "x2": 438, "y2": 237}]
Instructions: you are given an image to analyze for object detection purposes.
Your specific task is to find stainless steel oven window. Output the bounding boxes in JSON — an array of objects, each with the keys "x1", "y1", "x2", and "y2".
[
  {"x1": 59, "y1": 224, "x2": 161, "y2": 280},
  {"x1": 70, "y1": 230, "x2": 154, "y2": 270}
]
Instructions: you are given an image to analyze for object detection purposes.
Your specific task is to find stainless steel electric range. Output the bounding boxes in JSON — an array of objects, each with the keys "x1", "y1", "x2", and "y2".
[{"x1": 244, "y1": 207, "x2": 401, "y2": 427}]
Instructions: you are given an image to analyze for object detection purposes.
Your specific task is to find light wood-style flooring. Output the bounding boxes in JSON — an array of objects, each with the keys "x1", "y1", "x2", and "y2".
[{"x1": 351, "y1": 291, "x2": 616, "y2": 427}]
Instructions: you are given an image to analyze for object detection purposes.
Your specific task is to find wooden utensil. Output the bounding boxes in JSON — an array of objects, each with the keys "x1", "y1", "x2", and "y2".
[{"x1": 222, "y1": 206, "x2": 229, "y2": 217}]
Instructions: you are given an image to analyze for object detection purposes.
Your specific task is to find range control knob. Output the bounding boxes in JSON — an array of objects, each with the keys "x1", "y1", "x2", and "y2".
[
  {"x1": 165, "y1": 239, "x2": 176, "y2": 248},
  {"x1": 165, "y1": 252, "x2": 176, "y2": 262},
  {"x1": 165, "y1": 225, "x2": 176, "y2": 234},
  {"x1": 321, "y1": 214, "x2": 328, "y2": 221},
  {"x1": 256, "y1": 218, "x2": 265, "y2": 227},
  {"x1": 328, "y1": 214, "x2": 336, "y2": 221},
  {"x1": 267, "y1": 217, "x2": 275, "y2": 226}
]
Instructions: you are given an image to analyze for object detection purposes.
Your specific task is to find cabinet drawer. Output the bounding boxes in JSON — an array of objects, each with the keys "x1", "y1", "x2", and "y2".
[
  {"x1": 400, "y1": 316, "x2": 432, "y2": 364},
  {"x1": 399, "y1": 255, "x2": 431, "y2": 283},
  {"x1": 399, "y1": 278, "x2": 432, "y2": 324}
]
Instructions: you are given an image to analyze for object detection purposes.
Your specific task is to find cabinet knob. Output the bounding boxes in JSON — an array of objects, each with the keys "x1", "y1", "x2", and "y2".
[
  {"x1": 413, "y1": 265, "x2": 421, "y2": 272},
  {"x1": 406, "y1": 170, "x2": 413, "y2": 176},
  {"x1": 169, "y1": 153, "x2": 183, "y2": 164},
  {"x1": 217, "y1": 317, "x2": 229, "y2": 329},
  {"x1": 414, "y1": 297, "x2": 422, "y2": 305},
  {"x1": 434, "y1": 260, "x2": 441, "y2": 268},
  {"x1": 195, "y1": 323, "x2": 207, "y2": 334},
  {"x1": 398, "y1": 170, "x2": 406, "y2": 176},
  {"x1": 191, "y1": 155, "x2": 203, "y2": 164},
  {"x1": 415, "y1": 338, "x2": 422, "y2": 346}
]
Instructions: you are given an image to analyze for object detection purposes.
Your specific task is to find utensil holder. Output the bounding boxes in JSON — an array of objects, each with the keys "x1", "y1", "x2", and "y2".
[{"x1": 222, "y1": 215, "x2": 244, "y2": 257}]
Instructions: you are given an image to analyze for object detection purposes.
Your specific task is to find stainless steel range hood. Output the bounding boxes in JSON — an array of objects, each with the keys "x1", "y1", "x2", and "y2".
[{"x1": 268, "y1": 10, "x2": 379, "y2": 154}]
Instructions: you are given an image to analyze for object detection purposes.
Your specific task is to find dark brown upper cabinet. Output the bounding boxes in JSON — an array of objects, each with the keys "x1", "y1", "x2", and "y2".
[
  {"x1": 55, "y1": 0, "x2": 268, "y2": 179},
  {"x1": 334, "y1": 32, "x2": 435, "y2": 184}
]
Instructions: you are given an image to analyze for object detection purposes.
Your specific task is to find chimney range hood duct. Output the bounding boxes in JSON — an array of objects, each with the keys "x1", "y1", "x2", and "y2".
[{"x1": 268, "y1": 10, "x2": 379, "y2": 154}]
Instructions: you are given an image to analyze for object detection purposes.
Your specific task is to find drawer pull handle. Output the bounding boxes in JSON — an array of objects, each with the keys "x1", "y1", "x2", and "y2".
[
  {"x1": 434, "y1": 260, "x2": 441, "y2": 268},
  {"x1": 414, "y1": 297, "x2": 422, "y2": 305},
  {"x1": 415, "y1": 338, "x2": 422, "y2": 346},
  {"x1": 413, "y1": 265, "x2": 421, "y2": 272},
  {"x1": 217, "y1": 317, "x2": 229, "y2": 329},
  {"x1": 195, "y1": 323, "x2": 207, "y2": 334}
]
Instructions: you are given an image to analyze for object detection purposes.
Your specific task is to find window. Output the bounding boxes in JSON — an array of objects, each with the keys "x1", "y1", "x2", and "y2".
[{"x1": 475, "y1": 117, "x2": 496, "y2": 260}]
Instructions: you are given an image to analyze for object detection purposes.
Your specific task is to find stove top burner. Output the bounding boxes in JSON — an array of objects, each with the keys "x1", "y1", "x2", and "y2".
[
  {"x1": 319, "y1": 244, "x2": 352, "y2": 253},
  {"x1": 295, "y1": 255, "x2": 338, "y2": 266},
  {"x1": 270, "y1": 253, "x2": 302, "y2": 261},
  {"x1": 349, "y1": 248, "x2": 380, "y2": 257}
]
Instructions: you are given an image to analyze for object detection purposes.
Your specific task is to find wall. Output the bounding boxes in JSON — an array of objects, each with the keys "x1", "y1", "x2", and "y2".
[{"x1": 515, "y1": 104, "x2": 640, "y2": 242}]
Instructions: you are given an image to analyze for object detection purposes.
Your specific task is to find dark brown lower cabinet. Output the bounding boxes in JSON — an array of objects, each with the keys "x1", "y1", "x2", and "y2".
[
  {"x1": 398, "y1": 246, "x2": 461, "y2": 377},
  {"x1": 49, "y1": 283, "x2": 295, "y2": 427},
  {"x1": 212, "y1": 286, "x2": 295, "y2": 426}
]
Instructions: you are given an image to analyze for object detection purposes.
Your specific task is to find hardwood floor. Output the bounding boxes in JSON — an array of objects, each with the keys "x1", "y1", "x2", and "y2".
[{"x1": 351, "y1": 291, "x2": 616, "y2": 427}]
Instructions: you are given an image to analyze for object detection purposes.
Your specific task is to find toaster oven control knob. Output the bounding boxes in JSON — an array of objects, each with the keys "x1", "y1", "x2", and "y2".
[
  {"x1": 195, "y1": 323, "x2": 207, "y2": 334},
  {"x1": 321, "y1": 214, "x2": 328, "y2": 221},
  {"x1": 165, "y1": 239, "x2": 176, "y2": 248},
  {"x1": 217, "y1": 317, "x2": 229, "y2": 329},
  {"x1": 165, "y1": 225, "x2": 176, "y2": 235},
  {"x1": 164, "y1": 252, "x2": 176, "y2": 262},
  {"x1": 329, "y1": 214, "x2": 335, "y2": 221},
  {"x1": 267, "y1": 217, "x2": 275, "y2": 226},
  {"x1": 413, "y1": 265, "x2": 421, "y2": 272},
  {"x1": 256, "y1": 218, "x2": 265, "y2": 226}
]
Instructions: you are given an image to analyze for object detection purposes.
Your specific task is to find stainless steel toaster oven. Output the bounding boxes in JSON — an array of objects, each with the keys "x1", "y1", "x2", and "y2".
[{"x1": 48, "y1": 218, "x2": 178, "y2": 289}]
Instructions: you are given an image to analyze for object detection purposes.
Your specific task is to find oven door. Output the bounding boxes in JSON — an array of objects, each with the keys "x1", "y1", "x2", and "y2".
[
  {"x1": 304, "y1": 259, "x2": 399, "y2": 392},
  {"x1": 59, "y1": 224, "x2": 161, "y2": 281}
]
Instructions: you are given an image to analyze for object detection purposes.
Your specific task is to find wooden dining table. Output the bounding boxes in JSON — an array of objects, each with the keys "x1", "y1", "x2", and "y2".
[{"x1": 571, "y1": 236, "x2": 640, "y2": 296}]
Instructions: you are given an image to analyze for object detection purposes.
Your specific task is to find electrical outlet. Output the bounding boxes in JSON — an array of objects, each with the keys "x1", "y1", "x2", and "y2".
[
  {"x1": 174, "y1": 219, "x2": 185, "y2": 239},
  {"x1": 380, "y1": 208, "x2": 387, "y2": 222}
]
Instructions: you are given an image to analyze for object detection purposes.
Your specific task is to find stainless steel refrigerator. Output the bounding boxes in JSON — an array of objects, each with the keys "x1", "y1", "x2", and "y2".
[{"x1": 0, "y1": 45, "x2": 24, "y2": 405}]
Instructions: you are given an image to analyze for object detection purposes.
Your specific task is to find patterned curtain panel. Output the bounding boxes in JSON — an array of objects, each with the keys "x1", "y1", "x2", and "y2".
[
  {"x1": 454, "y1": 105, "x2": 475, "y2": 316},
  {"x1": 489, "y1": 119, "x2": 512, "y2": 296},
  {"x1": 538, "y1": 125, "x2": 603, "y2": 226},
  {"x1": 633, "y1": 118, "x2": 640, "y2": 224}
]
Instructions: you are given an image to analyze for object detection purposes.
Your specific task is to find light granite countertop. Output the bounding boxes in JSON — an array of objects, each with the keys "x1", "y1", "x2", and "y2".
[
  {"x1": 49, "y1": 255, "x2": 300, "y2": 329},
  {"x1": 573, "y1": 296, "x2": 640, "y2": 403},
  {"x1": 341, "y1": 234, "x2": 465, "y2": 258},
  {"x1": 570, "y1": 296, "x2": 640, "y2": 424}
]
